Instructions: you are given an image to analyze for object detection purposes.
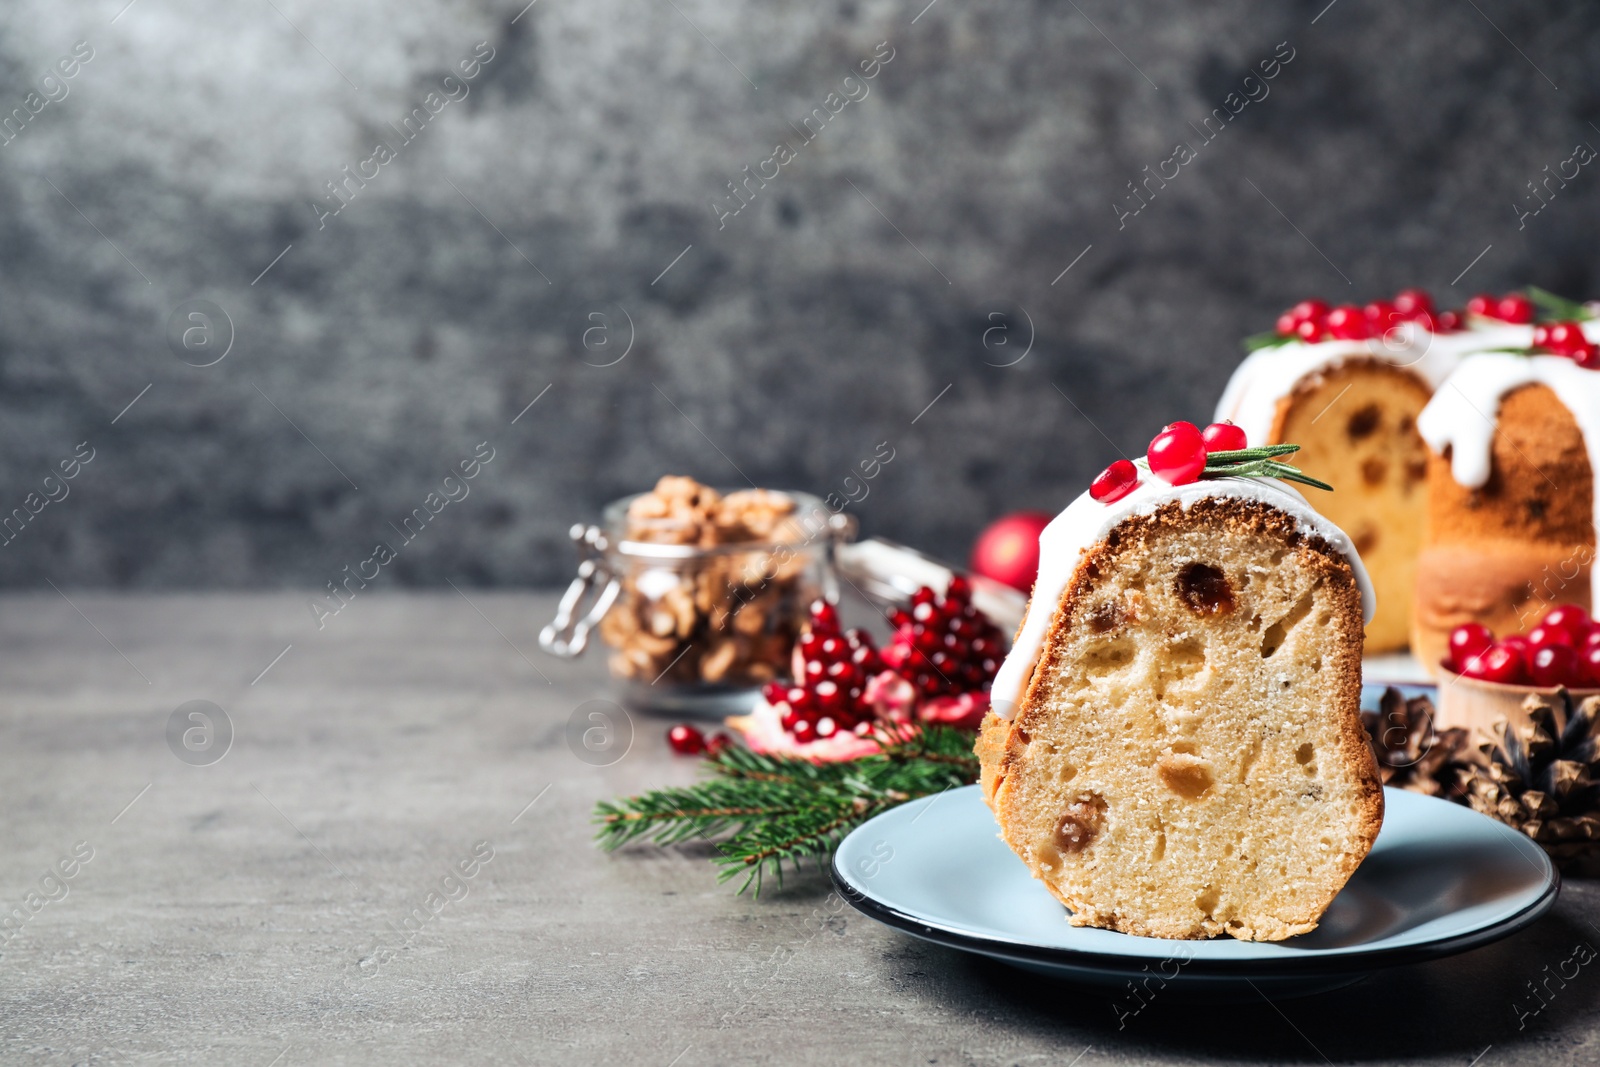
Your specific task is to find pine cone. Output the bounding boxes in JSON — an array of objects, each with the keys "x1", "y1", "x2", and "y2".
[
  {"x1": 1465, "y1": 690, "x2": 1600, "y2": 867},
  {"x1": 1361, "y1": 687, "x2": 1475, "y2": 802}
]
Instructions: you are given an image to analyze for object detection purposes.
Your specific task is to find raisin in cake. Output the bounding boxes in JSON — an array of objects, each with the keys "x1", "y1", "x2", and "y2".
[{"x1": 977, "y1": 473, "x2": 1382, "y2": 941}]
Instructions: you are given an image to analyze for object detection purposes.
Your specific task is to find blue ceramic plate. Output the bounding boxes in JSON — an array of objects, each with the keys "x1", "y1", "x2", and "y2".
[{"x1": 832, "y1": 785, "x2": 1557, "y2": 999}]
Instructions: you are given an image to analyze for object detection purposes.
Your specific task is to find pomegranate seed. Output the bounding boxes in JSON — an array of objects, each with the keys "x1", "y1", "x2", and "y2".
[
  {"x1": 1462, "y1": 641, "x2": 1528, "y2": 685},
  {"x1": 1542, "y1": 604, "x2": 1591, "y2": 640},
  {"x1": 1499, "y1": 635, "x2": 1532, "y2": 659},
  {"x1": 813, "y1": 679, "x2": 843, "y2": 712},
  {"x1": 799, "y1": 633, "x2": 823, "y2": 660},
  {"x1": 1497, "y1": 294, "x2": 1534, "y2": 324},
  {"x1": 819, "y1": 635, "x2": 847, "y2": 661},
  {"x1": 1393, "y1": 288, "x2": 1433, "y2": 318},
  {"x1": 1295, "y1": 318, "x2": 1323, "y2": 343},
  {"x1": 1147, "y1": 422, "x2": 1207, "y2": 486},
  {"x1": 667, "y1": 724, "x2": 705, "y2": 755},
  {"x1": 1447, "y1": 623, "x2": 1494, "y2": 669},
  {"x1": 911, "y1": 587, "x2": 937, "y2": 607},
  {"x1": 1584, "y1": 630, "x2": 1600, "y2": 652},
  {"x1": 1325, "y1": 305, "x2": 1369, "y2": 340},
  {"x1": 809, "y1": 599, "x2": 840, "y2": 633},
  {"x1": 785, "y1": 685, "x2": 811, "y2": 711},
  {"x1": 791, "y1": 718, "x2": 816, "y2": 743},
  {"x1": 1581, "y1": 645, "x2": 1600, "y2": 687},
  {"x1": 946, "y1": 574, "x2": 972, "y2": 602},
  {"x1": 1528, "y1": 624, "x2": 1575, "y2": 650},
  {"x1": 815, "y1": 717, "x2": 837, "y2": 739},
  {"x1": 1466, "y1": 293, "x2": 1496, "y2": 317},
  {"x1": 762, "y1": 681, "x2": 786, "y2": 706},
  {"x1": 1090, "y1": 459, "x2": 1140, "y2": 503},
  {"x1": 1530, "y1": 645, "x2": 1578, "y2": 688},
  {"x1": 888, "y1": 608, "x2": 911, "y2": 628},
  {"x1": 804, "y1": 659, "x2": 825, "y2": 682},
  {"x1": 1201, "y1": 421, "x2": 1248, "y2": 452},
  {"x1": 780, "y1": 709, "x2": 801, "y2": 730}
]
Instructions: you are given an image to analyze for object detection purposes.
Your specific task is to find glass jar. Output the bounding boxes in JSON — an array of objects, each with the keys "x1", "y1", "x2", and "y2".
[{"x1": 541, "y1": 490, "x2": 856, "y2": 715}]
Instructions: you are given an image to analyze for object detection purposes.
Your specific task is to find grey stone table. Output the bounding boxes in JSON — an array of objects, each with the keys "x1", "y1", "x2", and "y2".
[{"x1": 2, "y1": 593, "x2": 1597, "y2": 1066}]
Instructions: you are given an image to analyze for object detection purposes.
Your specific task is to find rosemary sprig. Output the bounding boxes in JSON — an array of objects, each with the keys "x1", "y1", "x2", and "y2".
[
  {"x1": 1526, "y1": 286, "x2": 1593, "y2": 322},
  {"x1": 1243, "y1": 330, "x2": 1294, "y2": 352},
  {"x1": 594, "y1": 725, "x2": 980, "y2": 894},
  {"x1": 1198, "y1": 443, "x2": 1334, "y2": 491}
]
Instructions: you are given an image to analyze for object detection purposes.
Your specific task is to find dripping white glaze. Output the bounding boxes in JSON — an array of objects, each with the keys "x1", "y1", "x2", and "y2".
[
  {"x1": 1214, "y1": 323, "x2": 1537, "y2": 446},
  {"x1": 1416, "y1": 350, "x2": 1600, "y2": 610},
  {"x1": 989, "y1": 476, "x2": 1375, "y2": 720}
]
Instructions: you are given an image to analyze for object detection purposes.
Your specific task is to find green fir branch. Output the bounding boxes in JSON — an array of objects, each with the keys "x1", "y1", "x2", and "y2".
[
  {"x1": 594, "y1": 726, "x2": 979, "y2": 894},
  {"x1": 1198, "y1": 443, "x2": 1333, "y2": 491}
]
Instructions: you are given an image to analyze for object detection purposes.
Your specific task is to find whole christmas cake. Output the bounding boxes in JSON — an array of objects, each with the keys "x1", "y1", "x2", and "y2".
[
  {"x1": 977, "y1": 426, "x2": 1382, "y2": 941},
  {"x1": 1213, "y1": 289, "x2": 1536, "y2": 652},
  {"x1": 1414, "y1": 333, "x2": 1600, "y2": 671}
]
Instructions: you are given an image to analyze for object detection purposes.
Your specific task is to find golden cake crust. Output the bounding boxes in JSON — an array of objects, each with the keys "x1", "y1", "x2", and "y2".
[{"x1": 978, "y1": 496, "x2": 1382, "y2": 941}]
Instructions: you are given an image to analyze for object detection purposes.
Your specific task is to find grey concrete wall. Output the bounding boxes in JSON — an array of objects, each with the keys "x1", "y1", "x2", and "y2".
[{"x1": 0, "y1": 0, "x2": 1597, "y2": 587}]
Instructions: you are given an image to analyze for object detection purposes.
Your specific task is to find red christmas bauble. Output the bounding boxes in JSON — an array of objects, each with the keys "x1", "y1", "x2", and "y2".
[{"x1": 970, "y1": 511, "x2": 1052, "y2": 593}]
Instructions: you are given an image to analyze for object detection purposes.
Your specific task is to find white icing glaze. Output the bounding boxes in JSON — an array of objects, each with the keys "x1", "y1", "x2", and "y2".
[
  {"x1": 1416, "y1": 349, "x2": 1600, "y2": 609},
  {"x1": 1214, "y1": 323, "x2": 1537, "y2": 446},
  {"x1": 989, "y1": 476, "x2": 1376, "y2": 720}
]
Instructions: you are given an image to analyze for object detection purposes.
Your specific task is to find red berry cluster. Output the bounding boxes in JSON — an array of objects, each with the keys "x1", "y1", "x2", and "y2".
[
  {"x1": 667, "y1": 723, "x2": 733, "y2": 757},
  {"x1": 1531, "y1": 321, "x2": 1600, "y2": 369},
  {"x1": 1090, "y1": 421, "x2": 1246, "y2": 503},
  {"x1": 760, "y1": 599, "x2": 885, "y2": 744},
  {"x1": 1275, "y1": 290, "x2": 1463, "y2": 342},
  {"x1": 882, "y1": 575, "x2": 1005, "y2": 699},
  {"x1": 1465, "y1": 292, "x2": 1536, "y2": 324},
  {"x1": 1445, "y1": 605, "x2": 1600, "y2": 688}
]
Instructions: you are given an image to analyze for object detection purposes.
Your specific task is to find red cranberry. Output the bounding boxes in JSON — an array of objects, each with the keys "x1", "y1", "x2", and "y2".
[
  {"x1": 1532, "y1": 323, "x2": 1552, "y2": 350},
  {"x1": 1527, "y1": 623, "x2": 1575, "y2": 650},
  {"x1": 1289, "y1": 299, "x2": 1330, "y2": 324},
  {"x1": 1573, "y1": 341, "x2": 1600, "y2": 370},
  {"x1": 1545, "y1": 322, "x2": 1585, "y2": 356},
  {"x1": 1447, "y1": 622, "x2": 1495, "y2": 669},
  {"x1": 1530, "y1": 645, "x2": 1578, "y2": 688},
  {"x1": 1147, "y1": 422, "x2": 1207, "y2": 486},
  {"x1": 1497, "y1": 294, "x2": 1534, "y2": 324},
  {"x1": 704, "y1": 732, "x2": 734, "y2": 757},
  {"x1": 1325, "y1": 305, "x2": 1369, "y2": 340},
  {"x1": 667, "y1": 724, "x2": 705, "y2": 755},
  {"x1": 1462, "y1": 641, "x2": 1528, "y2": 685},
  {"x1": 1393, "y1": 288, "x2": 1433, "y2": 318},
  {"x1": 1276, "y1": 312, "x2": 1298, "y2": 336},
  {"x1": 1090, "y1": 459, "x2": 1140, "y2": 503},
  {"x1": 1466, "y1": 293, "x2": 1496, "y2": 318},
  {"x1": 1202, "y1": 421, "x2": 1248, "y2": 452},
  {"x1": 1408, "y1": 310, "x2": 1438, "y2": 332},
  {"x1": 1436, "y1": 310, "x2": 1463, "y2": 332},
  {"x1": 1541, "y1": 604, "x2": 1591, "y2": 641},
  {"x1": 1364, "y1": 300, "x2": 1400, "y2": 330},
  {"x1": 1295, "y1": 318, "x2": 1324, "y2": 343}
]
